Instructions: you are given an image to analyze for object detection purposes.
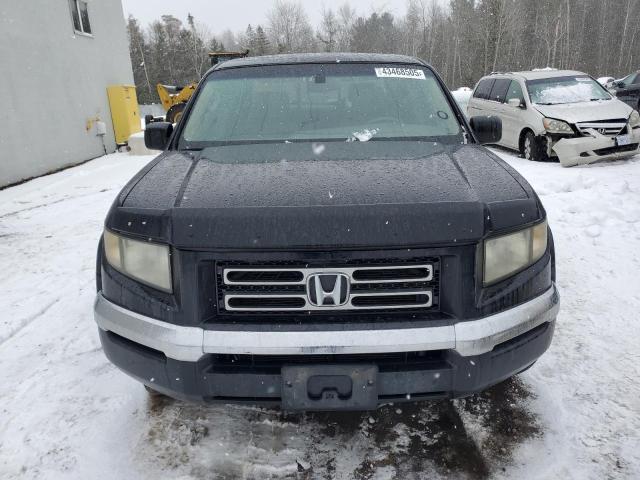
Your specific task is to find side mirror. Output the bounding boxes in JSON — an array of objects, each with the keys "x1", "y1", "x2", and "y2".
[
  {"x1": 469, "y1": 115, "x2": 502, "y2": 144},
  {"x1": 507, "y1": 98, "x2": 525, "y2": 109},
  {"x1": 144, "y1": 122, "x2": 173, "y2": 150}
]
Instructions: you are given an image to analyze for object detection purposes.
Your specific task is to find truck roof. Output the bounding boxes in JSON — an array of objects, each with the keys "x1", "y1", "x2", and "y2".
[{"x1": 214, "y1": 52, "x2": 425, "y2": 70}]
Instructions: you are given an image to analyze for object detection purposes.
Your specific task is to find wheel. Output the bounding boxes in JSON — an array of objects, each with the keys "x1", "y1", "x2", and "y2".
[
  {"x1": 165, "y1": 102, "x2": 186, "y2": 124},
  {"x1": 522, "y1": 131, "x2": 551, "y2": 162}
]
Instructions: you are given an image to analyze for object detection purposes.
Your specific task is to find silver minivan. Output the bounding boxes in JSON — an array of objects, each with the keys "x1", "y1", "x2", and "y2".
[{"x1": 467, "y1": 69, "x2": 640, "y2": 167}]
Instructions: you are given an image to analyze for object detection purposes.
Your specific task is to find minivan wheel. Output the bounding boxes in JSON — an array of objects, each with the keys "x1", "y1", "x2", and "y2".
[{"x1": 523, "y1": 132, "x2": 550, "y2": 162}]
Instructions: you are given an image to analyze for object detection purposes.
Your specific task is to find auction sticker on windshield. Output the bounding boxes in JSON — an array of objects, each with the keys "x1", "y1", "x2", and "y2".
[{"x1": 375, "y1": 67, "x2": 426, "y2": 80}]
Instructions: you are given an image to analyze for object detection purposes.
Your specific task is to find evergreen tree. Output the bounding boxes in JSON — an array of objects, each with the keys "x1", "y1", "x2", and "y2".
[
  {"x1": 245, "y1": 24, "x2": 257, "y2": 54},
  {"x1": 255, "y1": 25, "x2": 270, "y2": 55}
]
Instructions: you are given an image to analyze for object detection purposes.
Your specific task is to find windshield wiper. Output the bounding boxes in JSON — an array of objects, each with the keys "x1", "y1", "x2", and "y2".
[{"x1": 535, "y1": 102, "x2": 557, "y2": 105}]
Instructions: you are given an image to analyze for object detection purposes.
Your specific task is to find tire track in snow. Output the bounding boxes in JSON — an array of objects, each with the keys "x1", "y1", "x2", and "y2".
[
  {"x1": 0, "y1": 298, "x2": 60, "y2": 348},
  {"x1": 0, "y1": 189, "x2": 113, "y2": 219}
]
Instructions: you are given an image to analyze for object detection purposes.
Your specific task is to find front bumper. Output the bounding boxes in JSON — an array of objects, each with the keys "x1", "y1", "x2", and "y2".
[
  {"x1": 552, "y1": 127, "x2": 640, "y2": 167},
  {"x1": 95, "y1": 285, "x2": 559, "y2": 408}
]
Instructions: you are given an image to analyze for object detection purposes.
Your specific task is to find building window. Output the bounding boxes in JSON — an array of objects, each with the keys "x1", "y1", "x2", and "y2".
[{"x1": 69, "y1": 0, "x2": 92, "y2": 35}]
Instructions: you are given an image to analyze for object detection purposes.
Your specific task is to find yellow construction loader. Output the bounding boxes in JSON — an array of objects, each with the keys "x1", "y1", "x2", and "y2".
[
  {"x1": 156, "y1": 83, "x2": 197, "y2": 123},
  {"x1": 154, "y1": 50, "x2": 249, "y2": 124}
]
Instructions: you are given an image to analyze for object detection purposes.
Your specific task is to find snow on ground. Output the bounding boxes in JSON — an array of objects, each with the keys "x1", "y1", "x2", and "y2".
[
  {"x1": 452, "y1": 87, "x2": 473, "y2": 114},
  {"x1": 0, "y1": 149, "x2": 639, "y2": 479}
]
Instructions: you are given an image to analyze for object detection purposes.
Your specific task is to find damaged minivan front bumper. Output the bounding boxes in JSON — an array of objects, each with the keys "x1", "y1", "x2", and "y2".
[{"x1": 552, "y1": 127, "x2": 640, "y2": 167}]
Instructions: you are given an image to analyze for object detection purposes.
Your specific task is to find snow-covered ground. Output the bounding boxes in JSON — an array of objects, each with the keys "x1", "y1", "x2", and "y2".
[
  {"x1": 452, "y1": 87, "x2": 473, "y2": 114},
  {"x1": 1, "y1": 149, "x2": 639, "y2": 479}
]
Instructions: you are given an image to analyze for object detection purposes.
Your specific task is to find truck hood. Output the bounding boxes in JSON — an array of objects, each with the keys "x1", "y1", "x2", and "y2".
[
  {"x1": 533, "y1": 99, "x2": 632, "y2": 124},
  {"x1": 108, "y1": 142, "x2": 541, "y2": 249}
]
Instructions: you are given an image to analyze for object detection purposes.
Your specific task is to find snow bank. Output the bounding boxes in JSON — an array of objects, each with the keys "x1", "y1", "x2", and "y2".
[
  {"x1": 488, "y1": 149, "x2": 640, "y2": 480},
  {"x1": 128, "y1": 131, "x2": 159, "y2": 156},
  {"x1": 451, "y1": 87, "x2": 472, "y2": 115}
]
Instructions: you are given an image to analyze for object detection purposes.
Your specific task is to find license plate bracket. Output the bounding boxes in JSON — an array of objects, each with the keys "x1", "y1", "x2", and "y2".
[
  {"x1": 616, "y1": 134, "x2": 631, "y2": 146},
  {"x1": 281, "y1": 364, "x2": 378, "y2": 411}
]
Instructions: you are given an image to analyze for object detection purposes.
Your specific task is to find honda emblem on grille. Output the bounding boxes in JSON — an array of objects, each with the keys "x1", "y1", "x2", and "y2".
[
  {"x1": 598, "y1": 128, "x2": 607, "y2": 135},
  {"x1": 307, "y1": 273, "x2": 350, "y2": 307}
]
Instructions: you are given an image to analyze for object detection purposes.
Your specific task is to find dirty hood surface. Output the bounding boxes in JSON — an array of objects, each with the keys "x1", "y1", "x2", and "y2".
[
  {"x1": 110, "y1": 142, "x2": 541, "y2": 249},
  {"x1": 533, "y1": 99, "x2": 632, "y2": 124}
]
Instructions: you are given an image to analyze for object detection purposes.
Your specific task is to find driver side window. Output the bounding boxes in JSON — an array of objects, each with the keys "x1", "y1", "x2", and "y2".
[{"x1": 505, "y1": 81, "x2": 525, "y2": 104}]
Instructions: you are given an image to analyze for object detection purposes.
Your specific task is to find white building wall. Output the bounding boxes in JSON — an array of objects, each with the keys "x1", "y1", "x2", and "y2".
[{"x1": 0, "y1": 0, "x2": 134, "y2": 187}]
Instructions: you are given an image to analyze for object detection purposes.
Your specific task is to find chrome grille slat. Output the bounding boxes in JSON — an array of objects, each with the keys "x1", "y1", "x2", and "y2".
[
  {"x1": 223, "y1": 268, "x2": 308, "y2": 285},
  {"x1": 576, "y1": 121, "x2": 626, "y2": 137},
  {"x1": 224, "y1": 290, "x2": 432, "y2": 311},
  {"x1": 223, "y1": 265, "x2": 433, "y2": 286},
  {"x1": 220, "y1": 263, "x2": 437, "y2": 312}
]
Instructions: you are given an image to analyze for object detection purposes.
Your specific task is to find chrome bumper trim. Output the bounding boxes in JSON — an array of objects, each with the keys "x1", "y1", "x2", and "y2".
[
  {"x1": 94, "y1": 285, "x2": 559, "y2": 361},
  {"x1": 454, "y1": 285, "x2": 559, "y2": 356},
  {"x1": 93, "y1": 297, "x2": 204, "y2": 362}
]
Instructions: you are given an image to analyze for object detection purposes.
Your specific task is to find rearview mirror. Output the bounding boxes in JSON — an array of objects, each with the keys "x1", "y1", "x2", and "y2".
[
  {"x1": 144, "y1": 122, "x2": 173, "y2": 150},
  {"x1": 469, "y1": 116, "x2": 502, "y2": 144},
  {"x1": 507, "y1": 98, "x2": 524, "y2": 109}
]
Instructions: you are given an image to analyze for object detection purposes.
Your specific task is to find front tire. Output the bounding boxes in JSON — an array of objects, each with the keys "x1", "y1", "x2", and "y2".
[
  {"x1": 165, "y1": 102, "x2": 186, "y2": 124},
  {"x1": 523, "y1": 131, "x2": 551, "y2": 162}
]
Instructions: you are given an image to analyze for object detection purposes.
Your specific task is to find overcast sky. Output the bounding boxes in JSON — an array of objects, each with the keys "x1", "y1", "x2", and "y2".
[{"x1": 120, "y1": 0, "x2": 410, "y2": 33}]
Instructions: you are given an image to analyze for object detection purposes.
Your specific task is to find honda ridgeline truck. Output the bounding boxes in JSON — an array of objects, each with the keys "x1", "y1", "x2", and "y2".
[{"x1": 94, "y1": 53, "x2": 559, "y2": 411}]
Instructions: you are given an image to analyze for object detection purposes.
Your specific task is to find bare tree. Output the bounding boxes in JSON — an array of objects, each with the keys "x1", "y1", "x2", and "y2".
[
  {"x1": 127, "y1": 1, "x2": 640, "y2": 104},
  {"x1": 336, "y1": 3, "x2": 356, "y2": 51},
  {"x1": 617, "y1": 0, "x2": 634, "y2": 71},
  {"x1": 267, "y1": 1, "x2": 315, "y2": 53},
  {"x1": 317, "y1": 8, "x2": 339, "y2": 52},
  {"x1": 126, "y1": 15, "x2": 152, "y2": 100},
  {"x1": 187, "y1": 14, "x2": 213, "y2": 78}
]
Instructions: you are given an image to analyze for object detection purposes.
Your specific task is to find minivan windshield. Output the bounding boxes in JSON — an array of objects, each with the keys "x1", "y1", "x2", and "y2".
[
  {"x1": 178, "y1": 63, "x2": 463, "y2": 149},
  {"x1": 526, "y1": 75, "x2": 612, "y2": 105}
]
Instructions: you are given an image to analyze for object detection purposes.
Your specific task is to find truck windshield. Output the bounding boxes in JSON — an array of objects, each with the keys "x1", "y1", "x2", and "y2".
[
  {"x1": 527, "y1": 75, "x2": 612, "y2": 105},
  {"x1": 178, "y1": 63, "x2": 463, "y2": 149}
]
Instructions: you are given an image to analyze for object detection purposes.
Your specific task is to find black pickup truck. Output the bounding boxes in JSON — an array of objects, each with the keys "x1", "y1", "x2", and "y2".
[{"x1": 94, "y1": 53, "x2": 559, "y2": 411}]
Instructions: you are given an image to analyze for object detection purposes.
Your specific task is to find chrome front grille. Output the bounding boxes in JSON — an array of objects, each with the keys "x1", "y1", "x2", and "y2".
[
  {"x1": 219, "y1": 263, "x2": 437, "y2": 312},
  {"x1": 575, "y1": 119, "x2": 627, "y2": 137}
]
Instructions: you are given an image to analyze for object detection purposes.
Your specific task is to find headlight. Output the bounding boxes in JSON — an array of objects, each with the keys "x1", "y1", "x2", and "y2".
[
  {"x1": 483, "y1": 220, "x2": 548, "y2": 285},
  {"x1": 543, "y1": 118, "x2": 573, "y2": 134},
  {"x1": 630, "y1": 110, "x2": 640, "y2": 128},
  {"x1": 103, "y1": 230, "x2": 172, "y2": 292}
]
